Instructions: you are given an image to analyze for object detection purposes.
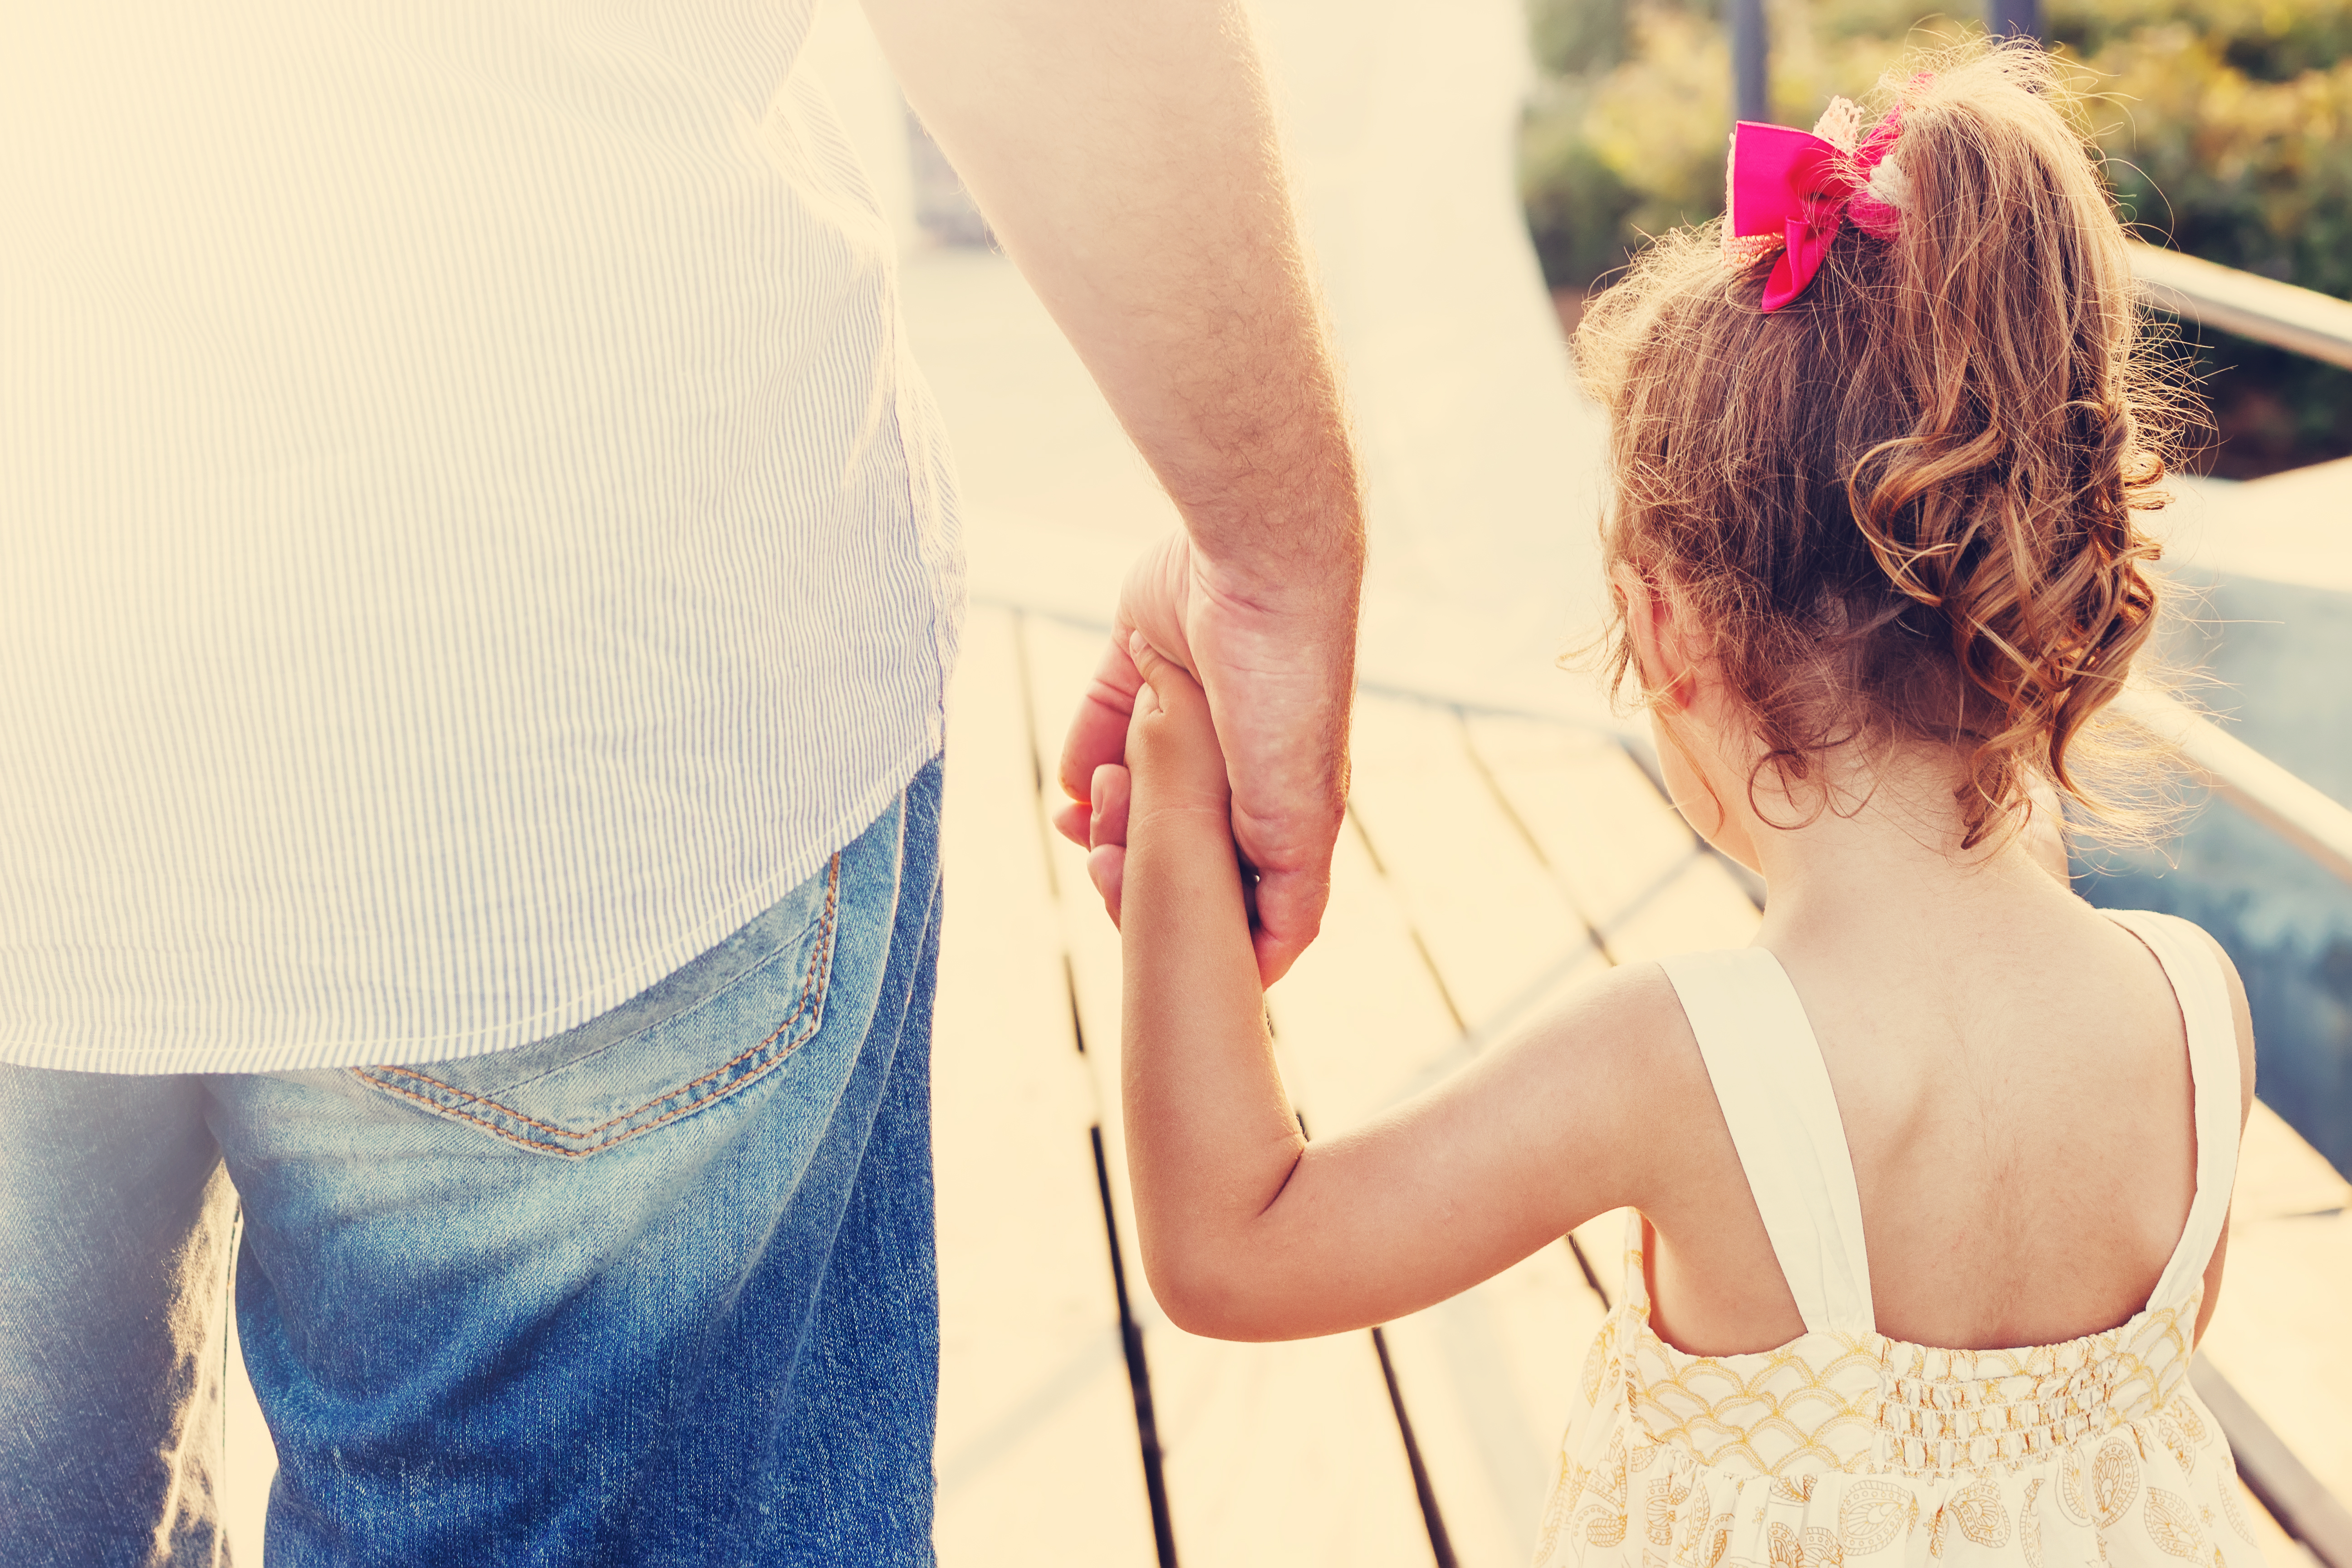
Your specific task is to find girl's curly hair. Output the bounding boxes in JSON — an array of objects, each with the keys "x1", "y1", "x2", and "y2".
[{"x1": 1579, "y1": 42, "x2": 2191, "y2": 847}]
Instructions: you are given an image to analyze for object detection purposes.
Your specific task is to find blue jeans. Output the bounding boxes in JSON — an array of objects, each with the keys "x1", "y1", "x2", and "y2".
[{"x1": 0, "y1": 758, "x2": 944, "y2": 1567}]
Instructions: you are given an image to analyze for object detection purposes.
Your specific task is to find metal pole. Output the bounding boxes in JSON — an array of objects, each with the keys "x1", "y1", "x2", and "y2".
[
  {"x1": 1731, "y1": 0, "x2": 1768, "y2": 124},
  {"x1": 1987, "y1": 0, "x2": 2040, "y2": 39}
]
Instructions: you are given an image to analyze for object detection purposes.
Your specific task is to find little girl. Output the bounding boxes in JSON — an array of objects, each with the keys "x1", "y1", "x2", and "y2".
[{"x1": 1081, "y1": 43, "x2": 2265, "y2": 1568}]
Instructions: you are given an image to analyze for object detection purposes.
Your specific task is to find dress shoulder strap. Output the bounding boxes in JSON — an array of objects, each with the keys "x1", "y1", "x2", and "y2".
[
  {"x1": 2102, "y1": 909, "x2": 2244, "y2": 1313},
  {"x1": 1656, "y1": 949, "x2": 1876, "y2": 1336}
]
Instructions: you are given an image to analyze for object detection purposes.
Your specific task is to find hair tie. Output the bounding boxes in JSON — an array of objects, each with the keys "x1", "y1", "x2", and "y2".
[{"x1": 1723, "y1": 96, "x2": 1910, "y2": 311}]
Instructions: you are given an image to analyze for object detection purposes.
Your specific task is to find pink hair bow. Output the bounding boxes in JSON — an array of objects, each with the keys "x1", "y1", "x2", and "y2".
[{"x1": 1725, "y1": 97, "x2": 1908, "y2": 311}]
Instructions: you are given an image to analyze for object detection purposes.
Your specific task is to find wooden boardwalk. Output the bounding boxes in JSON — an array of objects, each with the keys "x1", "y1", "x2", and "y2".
[
  {"x1": 210, "y1": 598, "x2": 2351, "y2": 1563},
  {"x1": 927, "y1": 600, "x2": 2352, "y2": 1568}
]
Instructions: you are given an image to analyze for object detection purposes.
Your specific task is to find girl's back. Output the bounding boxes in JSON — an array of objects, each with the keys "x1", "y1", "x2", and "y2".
[
  {"x1": 1648, "y1": 874, "x2": 2239, "y2": 1357},
  {"x1": 1538, "y1": 901, "x2": 2253, "y2": 1568}
]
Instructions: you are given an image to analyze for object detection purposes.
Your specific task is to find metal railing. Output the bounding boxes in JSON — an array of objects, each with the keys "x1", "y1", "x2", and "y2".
[
  {"x1": 2130, "y1": 241, "x2": 2352, "y2": 372},
  {"x1": 2113, "y1": 688, "x2": 2352, "y2": 888},
  {"x1": 2105, "y1": 244, "x2": 2352, "y2": 901}
]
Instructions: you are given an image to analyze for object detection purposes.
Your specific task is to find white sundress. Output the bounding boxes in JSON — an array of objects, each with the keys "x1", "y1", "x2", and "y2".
[{"x1": 1534, "y1": 910, "x2": 2264, "y2": 1568}]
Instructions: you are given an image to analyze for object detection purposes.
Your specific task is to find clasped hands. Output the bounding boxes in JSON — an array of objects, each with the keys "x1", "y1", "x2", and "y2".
[{"x1": 1051, "y1": 532, "x2": 1358, "y2": 985}]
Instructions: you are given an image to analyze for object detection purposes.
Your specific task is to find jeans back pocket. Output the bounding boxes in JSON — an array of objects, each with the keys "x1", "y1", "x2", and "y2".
[{"x1": 353, "y1": 855, "x2": 842, "y2": 1158}]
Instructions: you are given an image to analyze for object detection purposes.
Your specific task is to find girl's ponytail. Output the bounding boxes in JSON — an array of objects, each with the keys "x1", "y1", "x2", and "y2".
[
  {"x1": 1581, "y1": 44, "x2": 2187, "y2": 844},
  {"x1": 1847, "y1": 59, "x2": 2167, "y2": 839}
]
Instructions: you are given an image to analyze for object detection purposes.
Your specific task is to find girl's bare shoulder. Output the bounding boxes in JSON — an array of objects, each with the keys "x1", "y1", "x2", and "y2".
[
  {"x1": 1502, "y1": 956, "x2": 1735, "y2": 1204},
  {"x1": 1517, "y1": 957, "x2": 1699, "y2": 1073},
  {"x1": 2067, "y1": 904, "x2": 2254, "y2": 1120}
]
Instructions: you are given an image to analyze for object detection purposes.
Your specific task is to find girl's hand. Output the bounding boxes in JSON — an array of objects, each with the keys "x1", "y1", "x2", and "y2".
[
  {"x1": 1082, "y1": 633, "x2": 1234, "y2": 926},
  {"x1": 1126, "y1": 632, "x2": 1232, "y2": 816}
]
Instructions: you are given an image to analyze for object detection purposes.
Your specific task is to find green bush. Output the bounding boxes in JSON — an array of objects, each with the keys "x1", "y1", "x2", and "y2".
[
  {"x1": 1522, "y1": 84, "x2": 1642, "y2": 289},
  {"x1": 1530, "y1": 0, "x2": 1636, "y2": 73},
  {"x1": 2048, "y1": 0, "x2": 2352, "y2": 83},
  {"x1": 2087, "y1": 22, "x2": 2352, "y2": 465},
  {"x1": 1519, "y1": 0, "x2": 2352, "y2": 469}
]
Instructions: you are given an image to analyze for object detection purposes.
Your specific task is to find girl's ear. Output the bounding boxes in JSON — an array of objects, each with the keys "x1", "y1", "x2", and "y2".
[{"x1": 1613, "y1": 564, "x2": 1695, "y2": 712}]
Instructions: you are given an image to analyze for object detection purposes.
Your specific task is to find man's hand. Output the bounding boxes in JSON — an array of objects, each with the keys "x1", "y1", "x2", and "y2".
[
  {"x1": 1054, "y1": 534, "x2": 1355, "y2": 983},
  {"x1": 862, "y1": 0, "x2": 1366, "y2": 985}
]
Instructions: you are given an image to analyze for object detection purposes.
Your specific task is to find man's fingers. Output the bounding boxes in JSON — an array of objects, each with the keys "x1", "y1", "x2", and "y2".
[
  {"x1": 1244, "y1": 862, "x2": 1332, "y2": 986},
  {"x1": 1088, "y1": 763, "x2": 1131, "y2": 851},
  {"x1": 1086, "y1": 843, "x2": 1126, "y2": 927},
  {"x1": 1056, "y1": 633, "x2": 1144, "y2": 807}
]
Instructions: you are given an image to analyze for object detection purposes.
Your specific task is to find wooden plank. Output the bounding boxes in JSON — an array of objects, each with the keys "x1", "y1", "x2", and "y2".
[
  {"x1": 1018, "y1": 613, "x2": 1435, "y2": 1568},
  {"x1": 1463, "y1": 714, "x2": 1762, "y2": 963},
  {"x1": 2212, "y1": 1104, "x2": 2350, "y2": 1568},
  {"x1": 1374, "y1": 1244, "x2": 1601, "y2": 1568},
  {"x1": 2235, "y1": 1100, "x2": 2352, "y2": 1222},
  {"x1": 1347, "y1": 699, "x2": 1605, "y2": 1035},
  {"x1": 1265, "y1": 816, "x2": 1465, "y2": 1125},
  {"x1": 1346, "y1": 703, "x2": 1761, "y2": 1560},
  {"x1": 2192, "y1": 1354, "x2": 2352, "y2": 1568},
  {"x1": 2243, "y1": 1481, "x2": 2325, "y2": 1568},
  {"x1": 1603, "y1": 857, "x2": 1766, "y2": 964},
  {"x1": 1142, "y1": 1329, "x2": 1440, "y2": 1567},
  {"x1": 2196, "y1": 1102, "x2": 2352, "y2": 1551},
  {"x1": 1432, "y1": 715, "x2": 1739, "y2": 1295},
  {"x1": 1461, "y1": 716, "x2": 1697, "y2": 943},
  {"x1": 933, "y1": 606, "x2": 1161, "y2": 1566}
]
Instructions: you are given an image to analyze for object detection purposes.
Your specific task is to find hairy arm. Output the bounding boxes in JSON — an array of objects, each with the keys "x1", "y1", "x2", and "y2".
[
  {"x1": 860, "y1": 0, "x2": 1355, "y2": 573},
  {"x1": 861, "y1": 0, "x2": 1364, "y2": 981},
  {"x1": 1115, "y1": 641, "x2": 1677, "y2": 1340}
]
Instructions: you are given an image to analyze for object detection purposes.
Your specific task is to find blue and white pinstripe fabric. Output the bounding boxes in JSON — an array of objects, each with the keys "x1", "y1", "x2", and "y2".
[{"x1": 2, "y1": 1, "x2": 963, "y2": 1073}]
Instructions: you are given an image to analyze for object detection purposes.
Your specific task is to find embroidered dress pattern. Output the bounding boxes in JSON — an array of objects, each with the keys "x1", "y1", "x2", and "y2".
[{"x1": 1534, "y1": 911, "x2": 2259, "y2": 1568}]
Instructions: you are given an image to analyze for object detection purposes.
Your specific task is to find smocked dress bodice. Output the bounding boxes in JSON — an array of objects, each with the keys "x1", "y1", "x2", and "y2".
[{"x1": 1534, "y1": 911, "x2": 2262, "y2": 1568}]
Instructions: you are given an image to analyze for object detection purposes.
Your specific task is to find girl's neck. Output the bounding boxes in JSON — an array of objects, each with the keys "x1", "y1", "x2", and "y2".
[{"x1": 1730, "y1": 744, "x2": 2072, "y2": 948}]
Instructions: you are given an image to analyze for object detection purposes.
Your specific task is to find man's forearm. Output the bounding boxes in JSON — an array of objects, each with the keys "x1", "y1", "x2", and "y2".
[{"x1": 860, "y1": 0, "x2": 1363, "y2": 599}]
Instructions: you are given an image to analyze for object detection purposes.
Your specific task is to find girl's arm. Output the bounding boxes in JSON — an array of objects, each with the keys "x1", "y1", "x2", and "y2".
[{"x1": 1114, "y1": 638, "x2": 1693, "y2": 1341}]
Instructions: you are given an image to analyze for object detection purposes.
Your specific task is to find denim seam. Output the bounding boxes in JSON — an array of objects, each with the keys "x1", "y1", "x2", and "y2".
[{"x1": 348, "y1": 853, "x2": 842, "y2": 1158}]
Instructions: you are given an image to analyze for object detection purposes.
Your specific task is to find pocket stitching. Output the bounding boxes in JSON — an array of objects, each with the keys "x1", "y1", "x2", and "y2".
[{"x1": 352, "y1": 854, "x2": 841, "y2": 1158}]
